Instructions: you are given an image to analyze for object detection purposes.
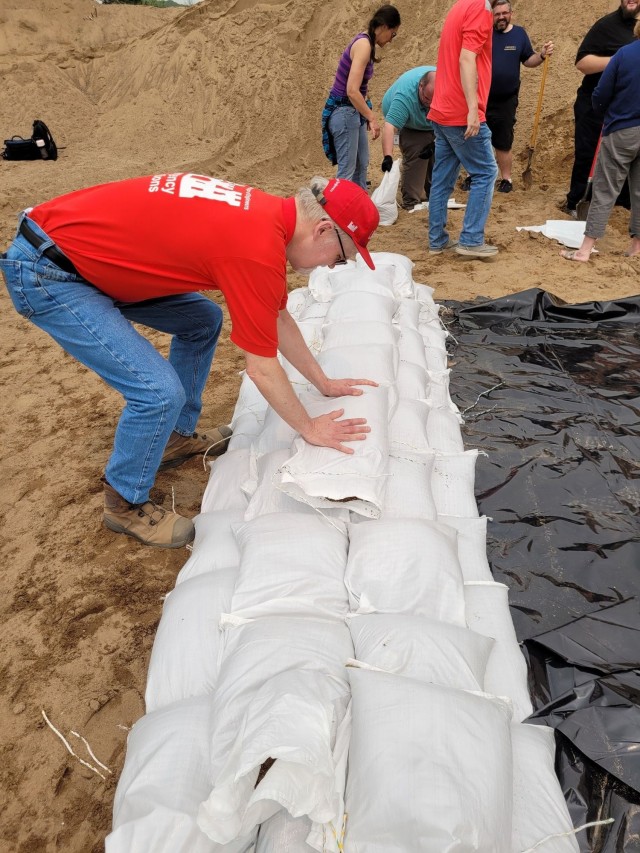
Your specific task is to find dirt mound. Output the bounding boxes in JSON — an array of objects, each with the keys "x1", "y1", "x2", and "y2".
[{"x1": 0, "y1": 1, "x2": 638, "y2": 850}]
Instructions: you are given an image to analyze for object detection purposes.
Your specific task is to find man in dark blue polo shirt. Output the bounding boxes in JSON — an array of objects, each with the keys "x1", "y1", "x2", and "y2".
[
  {"x1": 563, "y1": 0, "x2": 638, "y2": 215},
  {"x1": 482, "y1": 0, "x2": 553, "y2": 193}
]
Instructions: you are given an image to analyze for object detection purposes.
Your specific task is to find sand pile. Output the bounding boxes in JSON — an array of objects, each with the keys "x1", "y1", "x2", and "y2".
[{"x1": 0, "y1": 0, "x2": 637, "y2": 850}]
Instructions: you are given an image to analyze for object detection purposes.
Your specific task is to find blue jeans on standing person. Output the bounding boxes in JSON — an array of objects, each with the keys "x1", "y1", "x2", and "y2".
[
  {"x1": 328, "y1": 105, "x2": 369, "y2": 191},
  {"x1": 0, "y1": 214, "x2": 223, "y2": 505},
  {"x1": 429, "y1": 121, "x2": 498, "y2": 249}
]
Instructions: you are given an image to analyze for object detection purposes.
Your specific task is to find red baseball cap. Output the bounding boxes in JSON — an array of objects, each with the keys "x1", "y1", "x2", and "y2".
[{"x1": 314, "y1": 178, "x2": 379, "y2": 269}]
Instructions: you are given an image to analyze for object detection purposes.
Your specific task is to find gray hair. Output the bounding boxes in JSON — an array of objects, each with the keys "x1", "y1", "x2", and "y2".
[
  {"x1": 297, "y1": 176, "x2": 350, "y2": 243},
  {"x1": 491, "y1": 0, "x2": 512, "y2": 9}
]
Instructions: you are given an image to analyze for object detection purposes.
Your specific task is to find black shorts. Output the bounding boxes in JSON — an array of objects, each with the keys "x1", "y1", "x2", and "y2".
[{"x1": 486, "y1": 93, "x2": 519, "y2": 152}]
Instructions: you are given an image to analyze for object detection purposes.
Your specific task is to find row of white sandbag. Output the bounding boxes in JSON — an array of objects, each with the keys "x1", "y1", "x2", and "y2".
[{"x1": 108, "y1": 690, "x2": 577, "y2": 853}]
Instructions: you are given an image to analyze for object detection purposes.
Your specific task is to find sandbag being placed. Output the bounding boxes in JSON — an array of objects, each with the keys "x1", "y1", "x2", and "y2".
[
  {"x1": 275, "y1": 386, "x2": 392, "y2": 520},
  {"x1": 325, "y1": 291, "x2": 398, "y2": 326}
]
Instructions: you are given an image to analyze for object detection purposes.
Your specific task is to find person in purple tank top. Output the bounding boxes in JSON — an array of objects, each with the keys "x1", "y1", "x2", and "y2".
[{"x1": 323, "y1": 5, "x2": 401, "y2": 191}]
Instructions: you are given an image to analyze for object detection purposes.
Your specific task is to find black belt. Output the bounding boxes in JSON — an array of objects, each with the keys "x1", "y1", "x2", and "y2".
[{"x1": 19, "y1": 218, "x2": 80, "y2": 276}]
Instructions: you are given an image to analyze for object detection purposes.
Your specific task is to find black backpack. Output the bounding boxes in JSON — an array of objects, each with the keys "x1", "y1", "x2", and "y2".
[{"x1": 2, "y1": 120, "x2": 58, "y2": 161}]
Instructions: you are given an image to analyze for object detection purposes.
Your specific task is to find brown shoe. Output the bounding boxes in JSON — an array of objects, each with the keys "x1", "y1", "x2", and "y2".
[
  {"x1": 159, "y1": 426, "x2": 232, "y2": 470},
  {"x1": 103, "y1": 481, "x2": 195, "y2": 548}
]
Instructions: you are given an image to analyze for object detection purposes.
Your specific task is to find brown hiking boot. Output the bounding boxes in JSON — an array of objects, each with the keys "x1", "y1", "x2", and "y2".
[
  {"x1": 159, "y1": 425, "x2": 232, "y2": 470},
  {"x1": 103, "y1": 481, "x2": 195, "y2": 548}
]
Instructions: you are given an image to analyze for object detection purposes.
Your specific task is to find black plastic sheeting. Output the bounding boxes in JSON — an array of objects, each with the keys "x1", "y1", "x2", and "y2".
[{"x1": 442, "y1": 289, "x2": 640, "y2": 853}]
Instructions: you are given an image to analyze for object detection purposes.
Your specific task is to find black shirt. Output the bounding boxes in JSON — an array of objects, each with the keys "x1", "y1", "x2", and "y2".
[{"x1": 575, "y1": 8, "x2": 636, "y2": 95}]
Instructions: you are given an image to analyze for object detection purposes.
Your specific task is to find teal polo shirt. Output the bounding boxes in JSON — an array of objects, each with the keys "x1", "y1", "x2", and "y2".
[{"x1": 382, "y1": 65, "x2": 437, "y2": 132}]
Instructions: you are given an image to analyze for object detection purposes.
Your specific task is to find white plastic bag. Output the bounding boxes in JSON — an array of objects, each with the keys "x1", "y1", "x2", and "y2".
[{"x1": 371, "y1": 160, "x2": 400, "y2": 226}]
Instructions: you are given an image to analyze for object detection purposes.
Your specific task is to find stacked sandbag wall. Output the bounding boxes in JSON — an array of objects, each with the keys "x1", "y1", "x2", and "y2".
[{"x1": 106, "y1": 254, "x2": 579, "y2": 853}]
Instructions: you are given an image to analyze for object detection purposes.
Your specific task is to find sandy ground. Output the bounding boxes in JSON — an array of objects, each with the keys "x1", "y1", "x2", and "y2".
[{"x1": 0, "y1": 0, "x2": 638, "y2": 850}]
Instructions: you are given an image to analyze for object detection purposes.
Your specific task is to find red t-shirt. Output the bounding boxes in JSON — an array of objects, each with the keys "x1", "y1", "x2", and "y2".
[
  {"x1": 428, "y1": 0, "x2": 493, "y2": 126},
  {"x1": 29, "y1": 173, "x2": 296, "y2": 357}
]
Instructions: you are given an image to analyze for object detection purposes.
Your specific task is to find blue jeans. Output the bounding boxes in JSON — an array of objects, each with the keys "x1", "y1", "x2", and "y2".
[
  {"x1": 0, "y1": 216, "x2": 223, "y2": 504},
  {"x1": 429, "y1": 121, "x2": 498, "y2": 249},
  {"x1": 328, "y1": 105, "x2": 369, "y2": 190}
]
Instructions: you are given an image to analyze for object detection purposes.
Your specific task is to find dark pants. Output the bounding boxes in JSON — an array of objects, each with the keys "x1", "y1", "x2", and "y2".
[
  {"x1": 567, "y1": 88, "x2": 630, "y2": 211},
  {"x1": 398, "y1": 127, "x2": 434, "y2": 209}
]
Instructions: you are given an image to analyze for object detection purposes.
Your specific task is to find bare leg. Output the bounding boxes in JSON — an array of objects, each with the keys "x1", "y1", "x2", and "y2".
[
  {"x1": 560, "y1": 235, "x2": 596, "y2": 262},
  {"x1": 495, "y1": 149, "x2": 512, "y2": 182},
  {"x1": 626, "y1": 235, "x2": 640, "y2": 257}
]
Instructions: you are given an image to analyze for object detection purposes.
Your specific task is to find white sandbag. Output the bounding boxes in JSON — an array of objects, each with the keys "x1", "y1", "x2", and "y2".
[
  {"x1": 349, "y1": 613, "x2": 494, "y2": 691},
  {"x1": 321, "y1": 321, "x2": 398, "y2": 351},
  {"x1": 287, "y1": 287, "x2": 311, "y2": 319},
  {"x1": 250, "y1": 406, "x2": 299, "y2": 458},
  {"x1": 438, "y1": 514, "x2": 493, "y2": 582},
  {"x1": 107, "y1": 697, "x2": 229, "y2": 853},
  {"x1": 244, "y1": 448, "x2": 315, "y2": 521},
  {"x1": 357, "y1": 252, "x2": 416, "y2": 298},
  {"x1": 318, "y1": 343, "x2": 398, "y2": 387},
  {"x1": 198, "y1": 670, "x2": 350, "y2": 847},
  {"x1": 465, "y1": 581, "x2": 533, "y2": 722},
  {"x1": 233, "y1": 371, "x2": 268, "y2": 423},
  {"x1": 389, "y1": 399, "x2": 430, "y2": 452},
  {"x1": 381, "y1": 450, "x2": 436, "y2": 520},
  {"x1": 395, "y1": 360, "x2": 428, "y2": 400},
  {"x1": 425, "y1": 406, "x2": 465, "y2": 452},
  {"x1": 424, "y1": 344, "x2": 448, "y2": 371},
  {"x1": 229, "y1": 513, "x2": 349, "y2": 619},
  {"x1": 275, "y1": 386, "x2": 391, "y2": 519},
  {"x1": 308, "y1": 262, "x2": 355, "y2": 303},
  {"x1": 329, "y1": 264, "x2": 396, "y2": 299},
  {"x1": 210, "y1": 618, "x2": 352, "y2": 778},
  {"x1": 371, "y1": 159, "x2": 400, "y2": 226},
  {"x1": 425, "y1": 369, "x2": 460, "y2": 414},
  {"x1": 256, "y1": 811, "x2": 314, "y2": 852},
  {"x1": 325, "y1": 291, "x2": 397, "y2": 325},
  {"x1": 345, "y1": 518, "x2": 466, "y2": 624},
  {"x1": 201, "y1": 449, "x2": 251, "y2": 513},
  {"x1": 177, "y1": 510, "x2": 244, "y2": 583},
  {"x1": 299, "y1": 298, "x2": 330, "y2": 322},
  {"x1": 145, "y1": 568, "x2": 238, "y2": 712},
  {"x1": 432, "y1": 449, "x2": 481, "y2": 517},
  {"x1": 229, "y1": 411, "x2": 265, "y2": 450},
  {"x1": 345, "y1": 669, "x2": 513, "y2": 853},
  {"x1": 418, "y1": 320, "x2": 448, "y2": 350},
  {"x1": 398, "y1": 327, "x2": 428, "y2": 371},
  {"x1": 392, "y1": 297, "x2": 421, "y2": 331},
  {"x1": 512, "y1": 724, "x2": 580, "y2": 853},
  {"x1": 415, "y1": 282, "x2": 438, "y2": 318}
]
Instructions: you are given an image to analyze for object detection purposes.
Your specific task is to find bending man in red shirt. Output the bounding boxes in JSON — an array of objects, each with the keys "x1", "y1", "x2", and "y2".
[
  {"x1": 428, "y1": 0, "x2": 499, "y2": 259},
  {"x1": 0, "y1": 174, "x2": 379, "y2": 548}
]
